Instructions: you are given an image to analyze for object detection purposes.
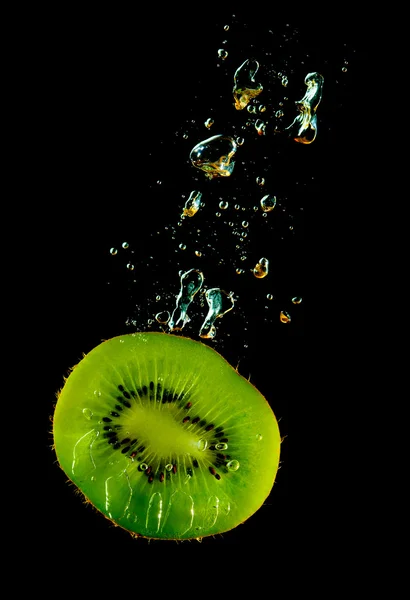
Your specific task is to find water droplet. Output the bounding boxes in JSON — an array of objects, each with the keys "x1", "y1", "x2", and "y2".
[
  {"x1": 82, "y1": 408, "x2": 93, "y2": 420},
  {"x1": 190, "y1": 135, "x2": 238, "y2": 179},
  {"x1": 280, "y1": 310, "x2": 291, "y2": 323},
  {"x1": 218, "y1": 49, "x2": 228, "y2": 60},
  {"x1": 219, "y1": 200, "x2": 229, "y2": 210},
  {"x1": 110, "y1": 247, "x2": 118, "y2": 255},
  {"x1": 247, "y1": 104, "x2": 256, "y2": 114},
  {"x1": 205, "y1": 118, "x2": 214, "y2": 129},
  {"x1": 179, "y1": 243, "x2": 187, "y2": 250},
  {"x1": 236, "y1": 136, "x2": 244, "y2": 146},
  {"x1": 236, "y1": 268, "x2": 244, "y2": 275},
  {"x1": 253, "y1": 257, "x2": 269, "y2": 278},
  {"x1": 122, "y1": 242, "x2": 129, "y2": 249},
  {"x1": 259, "y1": 104, "x2": 267, "y2": 113},
  {"x1": 198, "y1": 439, "x2": 208, "y2": 451},
  {"x1": 127, "y1": 263, "x2": 134, "y2": 270},
  {"x1": 281, "y1": 75, "x2": 288, "y2": 87},
  {"x1": 292, "y1": 296, "x2": 302, "y2": 304},
  {"x1": 165, "y1": 463, "x2": 173, "y2": 471},
  {"x1": 93, "y1": 390, "x2": 101, "y2": 397},
  {"x1": 275, "y1": 109, "x2": 284, "y2": 118},
  {"x1": 256, "y1": 433, "x2": 263, "y2": 441},
  {"x1": 226, "y1": 460, "x2": 240, "y2": 471},
  {"x1": 256, "y1": 176, "x2": 265, "y2": 186},
  {"x1": 215, "y1": 442, "x2": 228, "y2": 451},
  {"x1": 260, "y1": 194, "x2": 276, "y2": 212}
]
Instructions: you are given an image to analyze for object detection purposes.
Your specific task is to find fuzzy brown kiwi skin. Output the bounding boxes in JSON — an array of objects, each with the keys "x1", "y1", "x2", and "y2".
[{"x1": 52, "y1": 332, "x2": 282, "y2": 541}]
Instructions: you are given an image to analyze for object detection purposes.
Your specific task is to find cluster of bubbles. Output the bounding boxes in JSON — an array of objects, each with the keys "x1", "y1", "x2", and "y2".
[{"x1": 107, "y1": 22, "x2": 314, "y2": 344}]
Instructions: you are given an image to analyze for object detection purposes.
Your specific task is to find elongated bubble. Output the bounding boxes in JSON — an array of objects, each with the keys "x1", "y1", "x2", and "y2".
[
  {"x1": 190, "y1": 135, "x2": 238, "y2": 179},
  {"x1": 182, "y1": 191, "x2": 202, "y2": 218},
  {"x1": 169, "y1": 269, "x2": 204, "y2": 331},
  {"x1": 286, "y1": 72, "x2": 324, "y2": 144},
  {"x1": 199, "y1": 289, "x2": 235, "y2": 339},
  {"x1": 233, "y1": 59, "x2": 263, "y2": 110}
]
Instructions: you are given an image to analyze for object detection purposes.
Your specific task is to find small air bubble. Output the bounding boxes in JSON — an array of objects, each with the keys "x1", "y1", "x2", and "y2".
[
  {"x1": 215, "y1": 212, "x2": 221, "y2": 217},
  {"x1": 242, "y1": 221, "x2": 249, "y2": 228},
  {"x1": 195, "y1": 250, "x2": 202, "y2": 257},
  {"x1": 179, "y1": 243, "x2": 187, "y2": 250},
  {"x1": 256, "y1": 434, "x2": 263, "y2": 441},
  {"x1": 82, "y1": 408, "x2": 93, "y2": 420},
  {"x1": 165, "y1": 464, "x2": 173, "y2": 471},
  {"x1": 226, "y1": 460, "x2": 240, "y2": 471},
  {"x1": 292, "y1": 296, "x2": 302, "y2": 304},
  {"x1": 139, "y1": 463, "x2": 148, "y2": 471},
  {"x1": 236, "y1": 136, "x2": 244, "y2": 146},
  {"x1": 215, "y1": 442, "x2": 228, "y2": 451},
  {"x1": 110, "y1": 248, "x2": 118, "y2": 255},
  {"x1": 122, "y1": 242, "x2": 129, "y2": 249},
  {"x1": 198, "y1": 439, "x2": 208, "y2": 451},
  {"x1": 267, "y1": 293, "x2": 274, "y2": 300},
  {"x1": 218, "y1": 49, "x2": 228, "y2": 59},
  {"x1": 127, "y1": 263, "x2": 134, "y2": 270},
  {"x1": 256, "y1": 177, "x2": 265, "y2": 186},
  {"x1": 93, "y1": 390, "x2": 101, "y2": 397},
  {"x1": 219, "y1": 200, "x2": 229, "y2": 210},
  {"x1": 223, "y1": 24, "x2": 229, "y2": 31},
  {"x1": 155, "y1": 311, "x2": 170, "y2": 324}
]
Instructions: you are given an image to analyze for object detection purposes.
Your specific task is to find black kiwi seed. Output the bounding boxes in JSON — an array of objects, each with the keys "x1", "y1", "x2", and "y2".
[
  {"x1": 214, "y1": 432, "x2": 224, "y2": 438},
  {"x1": 205, "y1": 424, "x2": 214, "y2": 431},
  {"x1": 199, "y1": 420, "x2": 206, "y2": 427},
  {"x1": 149, "y1": 381, "x2": 154, "y2": 391},
  {"x1": 159, "y1": 473, "x2": 164, "y2": 483},
  {"x1": 110, "y1": 411, "x2": 120, "y2": 417},
  {"x1": 214, "y1": 426, "x2": 223, "y2": 433},
  {"x1": 113, "y1": 442, "x2": 121, "y2": 450},
  {"x1": 102, "y1": 417, "x2": 112, "y2": 422},
  {"x1": 115, "y1": 404, "x2": 124, "y2": 411},
  {"x1": 192, "y1": 417, "x2": 200, "y2": 424},
  {"x1": 121, "y1": 446, "x2": 131, "y2": 454},
  {"x1": 187, "y1": 467, "x2": 193, "y2": 477},
  {"x1": 118, "y1": 385, "x2": 125, "y2": 392},
  {"x1": 120, "y1": 438, "x2": 130, "y2": 445},
  {"x1": 193, "y1": 459, "x2": 199, "y2": 468}
]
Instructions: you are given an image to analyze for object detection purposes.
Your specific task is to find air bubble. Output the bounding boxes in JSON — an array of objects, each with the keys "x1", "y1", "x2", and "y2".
[
  {"x1": 223, "y1": 24, "x2": 229, "y2": 31},
  {"x1": 94, "y1": 390, "x2": 101, "y2": 397},
  {"x1": 256, "y1": 434, "x2": 263, "y2": 441},
  {"x1": 292, "y1": 296, "x2": 302, "y2": 304},
  {"x1": 165, "y1": 464, "x2": 173, "y2": 471},
  {"x1": 195, "y1": 250, "x2": 202, "y2": 257},
  {"x1": 122, "y1": 242, "x2": 129, "y2": 249},
  {"x1": 280, "y1": 310, "x2": 291, "y2": 323},
  {"x1": 241, "y1": 221, "x2": 249, "y2": 228},
  {"x1": 197, "y1": 439, "x2": 208, "y2": 451},
  {"x1": 140, "y1": 463, "x2": 148, "y2": 471},
  {"x1": 205, "y1": 118, "x2": 214, "y2": 129},
  {"x1": 267, "y1": 293, "x2": 274, "y2": 300},
  {"x1": 226, "y1": 460, "x2": 240, "y2": 471},
  {"x1": 256, "y1": 176, "x2": 265, "y2": 186},
  {"x1": 253, "y1": 257, "x2": 269, "y2": 279},
  {"x1": 260, "y1": 194, "x2": 276, "y2": 212},
  {"x1": 215, "y1": 442, "x2": 228, "y2": 451},
  {"x1": 218, "y1": 49, "x2": 228, "y2": 60},
  {"x1": 126, "y1": 263, "x2": 134, "y2": 270},
  {"x1": 110, "y1": 248, "x2": 118, "y2": 255},
  {"x1": 82, "y1": 408, "x2": 93, "y2": 420},
  {"x1": 155, "y1": 311, "x2": 170, "y2": 324},
  {"x1": 179, "y1": 244, "x2": 187, "y2": 250},
  {"x1": 219, "y1": 200, "x2": 229, "y2": 210}
]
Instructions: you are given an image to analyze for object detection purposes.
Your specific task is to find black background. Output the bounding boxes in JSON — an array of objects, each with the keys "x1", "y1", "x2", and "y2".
[{"x1": 33, "y1": 13, "x2": 366, "y2": 555}]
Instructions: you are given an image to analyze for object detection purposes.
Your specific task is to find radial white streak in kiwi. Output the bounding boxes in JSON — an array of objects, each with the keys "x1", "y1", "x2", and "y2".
[
  {"x1": 121, "y1": 471, "x2": 133, "y2": 519},
  {"x1": 71, "y1": 429, "x2": 97, "y2": 475},
  {"x1": 146, "y1": 492, "x2": 163, "y2": 532},
  {"x1": 105, "y1": 477, "x2": 113, "y2": 519}
]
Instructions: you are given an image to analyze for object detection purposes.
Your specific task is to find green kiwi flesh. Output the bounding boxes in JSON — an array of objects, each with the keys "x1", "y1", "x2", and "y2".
[{"x1": 53, "y1": 332, "x2": 281, "y2": 540}]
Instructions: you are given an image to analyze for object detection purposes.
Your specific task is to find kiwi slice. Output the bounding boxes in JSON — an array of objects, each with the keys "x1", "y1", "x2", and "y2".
[{"x1": 53, "y1": 332, "x2": 281, "y2": 540}]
